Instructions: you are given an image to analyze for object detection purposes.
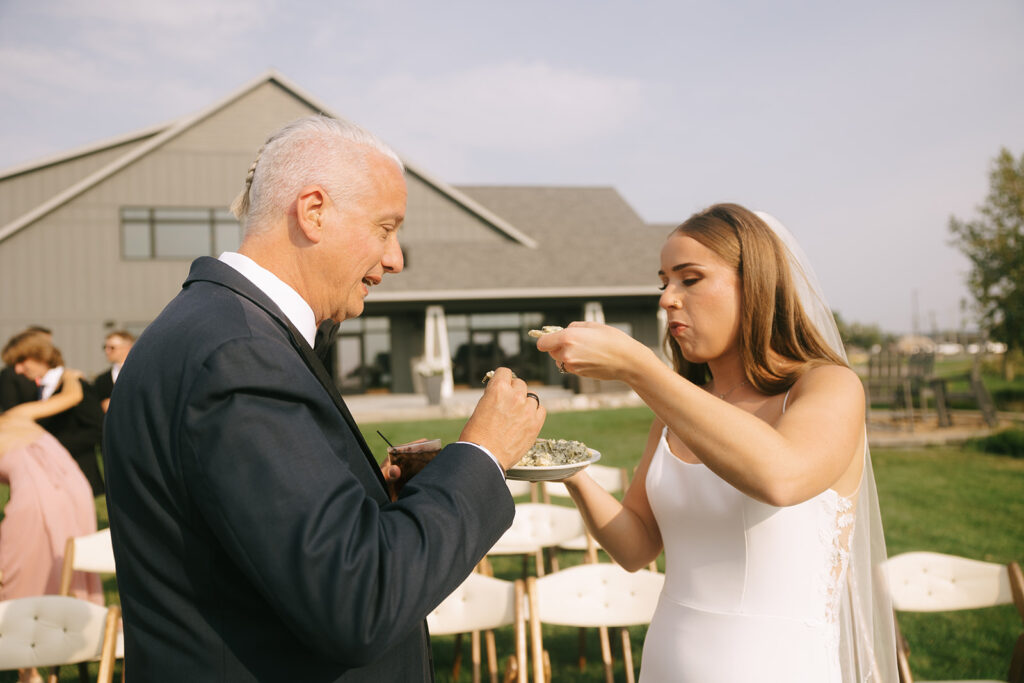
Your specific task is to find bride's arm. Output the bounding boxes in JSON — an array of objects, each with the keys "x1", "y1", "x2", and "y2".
[
  {"x1": 561, "y1": 419, "x2": 663, "y2": 571},
  {"x1": 539, "y1": 324, "x2": 864, "y2": 506},
  {"x1": 4, "y1": 369, "x2": 85, "y2": 421}
]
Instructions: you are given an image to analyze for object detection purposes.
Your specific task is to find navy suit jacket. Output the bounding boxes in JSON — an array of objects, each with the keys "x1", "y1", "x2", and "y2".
[{"x1": 103, "y1": 257, "x2": 514, "y2": 681}]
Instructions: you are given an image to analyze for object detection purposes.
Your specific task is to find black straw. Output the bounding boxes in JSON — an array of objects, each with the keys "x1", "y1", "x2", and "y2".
[{"x1": 377, "y1": 430, "x2": 394, "y2": 448}]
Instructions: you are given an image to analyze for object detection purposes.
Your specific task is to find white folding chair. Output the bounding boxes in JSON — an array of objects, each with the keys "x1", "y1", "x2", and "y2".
[
  {"x1": 882, "y1": 551, "x2": 1024, "y2": 683},
  {"x1": 487, "y1": 503, "x2": 586, "y2": 577},
  {"x1": 60, "y1": 529, "x2": 116, "y2": 596},
  {"x1": 505, "y1": 479, "x2": 535, "y2": 500},
  {"x1": 0, "y1": 595, "x2": 119, "y2": 683},
  {"x1": 540, "y1": 465, "x2": 629, "y2": 561},
  {"x1": 60, "y1": 529, "x2": 123, "y2": 682},
  {"x1": 428, "y1": 572, "x2": 528, "y2": 683},
  {"x1": 527, "y1": 563, "x2": 663, "y2": 683}
]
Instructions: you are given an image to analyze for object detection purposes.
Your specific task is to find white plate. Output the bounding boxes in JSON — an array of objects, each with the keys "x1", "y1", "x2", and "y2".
[{"x1": 506, "y1": 449, "x2": 601, "y2": 481}]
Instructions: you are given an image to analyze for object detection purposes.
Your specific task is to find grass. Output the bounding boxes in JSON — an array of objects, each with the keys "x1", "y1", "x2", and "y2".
[{"x1": 3, "y1": 405, "x2": 1022, "y2": 681}]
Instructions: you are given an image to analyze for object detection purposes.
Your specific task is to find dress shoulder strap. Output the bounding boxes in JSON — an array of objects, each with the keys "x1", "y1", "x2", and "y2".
[{"x1": 781, "y1": 388, "x2": 793, "y2": 413}]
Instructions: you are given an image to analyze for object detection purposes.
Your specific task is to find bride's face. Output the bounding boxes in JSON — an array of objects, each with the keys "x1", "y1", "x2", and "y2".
[{"x1": 658, "y1": 233, "x2": 742, "y2": 364}]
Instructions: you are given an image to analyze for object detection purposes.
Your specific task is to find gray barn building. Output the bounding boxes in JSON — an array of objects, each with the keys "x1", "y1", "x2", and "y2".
[{"x1": 0, "y1": 71, "x2": 671, "y2": 396}]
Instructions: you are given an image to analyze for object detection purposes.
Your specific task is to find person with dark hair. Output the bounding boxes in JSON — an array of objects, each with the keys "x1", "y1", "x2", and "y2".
[
  {"x1": 103, "y1": 114, "x2": 545, "y2": 682},
  {"x1": 93, "y1": 329, "x2": 134, "y2": 411},
  {"x1": 536, "y1": 203, "x2": 897, "y2": 682},
  {"x1": 2, "y1": 330, "x2": 105, "y2": 497}
]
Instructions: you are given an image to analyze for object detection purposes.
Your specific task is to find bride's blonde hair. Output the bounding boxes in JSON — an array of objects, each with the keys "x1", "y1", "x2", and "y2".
[{"x1": 664, "y1": 203, "x2": 846, "y2": 394}]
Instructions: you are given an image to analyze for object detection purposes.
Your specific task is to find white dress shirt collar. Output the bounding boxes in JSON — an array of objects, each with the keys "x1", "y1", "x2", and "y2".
[
  {"x1": 40, "y1": 366, "x2": 64, "y2": 400},
  {"x1": 218, "y1": 252, "x2": 317, "y2": 348}
]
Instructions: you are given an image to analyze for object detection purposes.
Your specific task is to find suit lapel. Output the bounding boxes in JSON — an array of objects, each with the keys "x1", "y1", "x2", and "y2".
[{"x1": 184, "y1": 257, "x2": 387, "y2": 491}]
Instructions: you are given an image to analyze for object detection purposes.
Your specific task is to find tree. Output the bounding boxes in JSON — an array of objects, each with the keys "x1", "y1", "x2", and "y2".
[
  {"x1": 949, "y1": 147, "x2": 1024, "y2": 379},
  {"x1": 833, "y1": 311, "x2": 892, "y2": 351}
]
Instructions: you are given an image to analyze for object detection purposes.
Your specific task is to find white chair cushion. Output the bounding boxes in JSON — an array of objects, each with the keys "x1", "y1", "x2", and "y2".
[
  {"x1": 427, "y1": 573, "x2": 518, "y2": 634},
  {"x1": 884, "y1": 551, "x2": 1012, "y2": 612},
  {"x1": 532, "y1": 564, "x2": 664, "y2": 627},
  {"x1": 0, "y1": 596, "x2": 108, "y2": 668},
  {"x1": 489, "y1": 504, "x2": 585, "y2": 555},
  {"x1": 72, "y1": 528, "x2": 116, "y2": 574}
]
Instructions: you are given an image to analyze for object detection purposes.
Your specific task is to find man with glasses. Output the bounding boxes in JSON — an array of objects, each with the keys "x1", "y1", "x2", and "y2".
[{"x1": 94, "y1": 330, "x2": 134, "y2": 412}]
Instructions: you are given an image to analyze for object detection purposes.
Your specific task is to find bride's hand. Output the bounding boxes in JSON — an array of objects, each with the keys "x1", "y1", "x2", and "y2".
[{"x1": 535, "y1": 322, "x2": 654, "y2": 382}]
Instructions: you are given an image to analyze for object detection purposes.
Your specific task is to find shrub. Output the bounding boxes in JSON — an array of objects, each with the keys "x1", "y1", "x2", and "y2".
[{"x1": 964, "y1": 428, "x2": 1024, "y2": 458}]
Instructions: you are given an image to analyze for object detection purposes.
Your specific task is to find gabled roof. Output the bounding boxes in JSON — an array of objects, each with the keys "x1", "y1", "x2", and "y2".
[
  {"x1": 369, "y1": 185, "x2": 668, "y2": 302},
  {"x1": 0, "y1": 70, "x2": 537, "y2": 248}
]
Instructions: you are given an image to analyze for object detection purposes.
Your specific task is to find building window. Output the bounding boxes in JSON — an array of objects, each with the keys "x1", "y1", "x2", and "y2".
[
  {"x1": 336, "y1": 316, "x2": 392, "y2": 393},
  {"x1": 120, "y1": 207, "x2": 241, "y2": 259}
]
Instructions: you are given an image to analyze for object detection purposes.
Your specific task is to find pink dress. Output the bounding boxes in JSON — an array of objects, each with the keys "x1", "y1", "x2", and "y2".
[{"x1": 0, "y1": 431, "x2": 103, "y2": 603}]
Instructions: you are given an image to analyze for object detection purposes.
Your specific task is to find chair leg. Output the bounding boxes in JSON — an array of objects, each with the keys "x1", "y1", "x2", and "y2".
[
  {"x1": 577, "y1": 627, "x2": 588, "y2": 670},
  {"x1": 514, "y1": 579, "x2": 528, "y2": 683},
  {"x1": 600, "y1": 624, "x2": 613, "y2": 683},
  {"x1": 621, "y1": 627, "x2": 635, "y2": 683},
  {"x1": 78, "y1": 661, "x2": 90, "y2": 682},
  {"x1": 527, "y1": 578, "x2": 545, "y2": 683},
  {"x1": 502, "y1": 654, "x2": 518, "y2": 683},
  {"x1": 453, "y1": 632, "x2": 464, "y2": 681},
  {"x1": 486, "y1": 629, "x2": 499, "y2": 683},
  {"x1": 472, "y1": 630, "x2": 482, "y2": 683}
]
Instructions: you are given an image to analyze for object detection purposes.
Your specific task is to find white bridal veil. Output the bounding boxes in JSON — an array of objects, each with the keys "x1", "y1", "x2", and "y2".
[{"x1": 755, "y1": 211, "x2": 899, "y2": 683}]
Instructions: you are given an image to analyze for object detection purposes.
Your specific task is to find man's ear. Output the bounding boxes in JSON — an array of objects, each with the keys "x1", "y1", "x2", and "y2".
[{"x1": 295, "y1": 185, "x2": 328, "y2": 243}]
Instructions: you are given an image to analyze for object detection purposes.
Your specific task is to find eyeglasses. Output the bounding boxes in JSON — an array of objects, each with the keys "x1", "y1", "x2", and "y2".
[{"x1": 102, "y1": 344, "x2": 120, "y2": 351}]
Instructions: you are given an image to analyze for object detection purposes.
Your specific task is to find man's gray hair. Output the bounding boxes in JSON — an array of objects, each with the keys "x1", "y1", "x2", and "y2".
[{"x1": 230, "y1": 115, "x2": 404, "y2": 233}]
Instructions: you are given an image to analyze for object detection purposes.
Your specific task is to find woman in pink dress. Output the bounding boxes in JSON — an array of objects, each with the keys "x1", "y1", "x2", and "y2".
[{"x1": 0, "y1": 369, "x2": 104, "y2": 683}]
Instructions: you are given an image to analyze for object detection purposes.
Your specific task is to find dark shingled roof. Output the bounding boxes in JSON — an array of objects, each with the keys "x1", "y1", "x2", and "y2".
[{"x1": 372, "y1": 185, "x2": 670, "y2": 297}]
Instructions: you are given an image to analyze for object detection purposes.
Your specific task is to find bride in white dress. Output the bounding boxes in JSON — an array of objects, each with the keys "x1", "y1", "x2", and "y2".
[{"x1": 536, "y1": 203, "x2": 897, "y2": 682}]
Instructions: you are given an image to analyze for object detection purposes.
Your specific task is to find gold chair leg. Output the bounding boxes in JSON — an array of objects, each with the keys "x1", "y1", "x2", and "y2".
[
  {"x1": 472, "y1": 630, "x2": 482, "y2": 683},
  {"x1": 600, "y1": 623, "x2": 613, "y2": 683},
  {"x1": 486, "y1": 629, "x2": 499, "y2": 683},
  {"x1": 453, "y1": 632, "x2": 464, "y2": 681},
  {"x1": 577, "y1": 627, "x2": 588, "y2": 670},
  {"x1": 621, "y1": 627, "x2": 635, "y2": 683}
]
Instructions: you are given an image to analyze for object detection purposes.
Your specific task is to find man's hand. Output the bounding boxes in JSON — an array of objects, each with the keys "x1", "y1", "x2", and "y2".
[{"x1": 460, "y1": 367, "x2": 545, "y2": 470}]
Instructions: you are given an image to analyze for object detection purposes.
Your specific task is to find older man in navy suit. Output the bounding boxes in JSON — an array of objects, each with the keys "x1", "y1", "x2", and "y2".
[{"x1": 103, "y1": 115, "x2": 546, "y2": 682}]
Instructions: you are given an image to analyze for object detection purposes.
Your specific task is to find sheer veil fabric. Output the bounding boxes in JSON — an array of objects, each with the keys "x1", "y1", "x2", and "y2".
[{"x1": 755, "y1": 211, "x2": 898, "y2": 682}]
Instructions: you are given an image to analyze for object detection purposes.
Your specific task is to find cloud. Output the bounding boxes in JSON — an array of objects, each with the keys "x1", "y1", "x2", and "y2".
[
  {"x1": 8, "y1": 0, "x2": 276, "y2": 66},
  {"x1": 363, "y1": 61, "x2": 649, "y2": 153}
]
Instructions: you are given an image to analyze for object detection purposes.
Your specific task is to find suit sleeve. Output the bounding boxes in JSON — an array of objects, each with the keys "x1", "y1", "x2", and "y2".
[{"x1": 180, "y1": 336, "x2": 514, "y2": 664}]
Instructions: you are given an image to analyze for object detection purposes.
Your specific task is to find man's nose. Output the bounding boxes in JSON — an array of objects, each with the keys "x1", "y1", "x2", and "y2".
[{"x1": 383, "y1": 239, "x2": 404, "y2": 274}]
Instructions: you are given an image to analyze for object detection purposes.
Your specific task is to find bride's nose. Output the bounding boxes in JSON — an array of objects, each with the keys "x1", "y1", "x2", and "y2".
[{"x1": 659, "y1": 285, "x2": 682, "y2": 310}]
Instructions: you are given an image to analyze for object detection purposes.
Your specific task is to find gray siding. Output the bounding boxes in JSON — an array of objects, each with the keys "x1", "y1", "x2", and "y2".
[
  {"x1": 403, "y1": 172, "x2": 512, "y2": 246},
  {"x1": 0, "y1": 137, "x2": 156, "y2": 226},
  {"x1": 0, "y1": 81, "x2": 321, "y2": 375}
]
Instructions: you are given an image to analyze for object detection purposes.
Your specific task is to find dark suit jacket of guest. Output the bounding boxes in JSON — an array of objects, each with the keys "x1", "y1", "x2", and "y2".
[
  {"x1": 37, "y1": 376, "x2": 105, "y2": 495},
  {"x1": 103, "y1": 257, "x2": 515, "y2": 682},
  {"x1": 93, "y1": 369, "x2": 114, "y2": 403},
  {"x1": 0, "y1": 365, "x2": 38, "y2": 410}
]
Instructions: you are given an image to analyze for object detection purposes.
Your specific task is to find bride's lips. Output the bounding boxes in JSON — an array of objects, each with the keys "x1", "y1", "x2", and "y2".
[{"x1": 668, "y1": 321, "x2": 687, "y2": 336}]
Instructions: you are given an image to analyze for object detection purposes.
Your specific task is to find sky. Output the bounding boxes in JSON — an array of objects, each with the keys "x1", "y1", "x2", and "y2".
[{"x1": 1, "y1": 0, "x2": 1021, "y2": 334}]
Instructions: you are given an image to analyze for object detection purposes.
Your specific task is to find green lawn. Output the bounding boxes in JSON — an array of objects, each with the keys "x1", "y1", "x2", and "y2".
[{"x1": 4, "y1": 405, "x2": 1022, "y2": 681}]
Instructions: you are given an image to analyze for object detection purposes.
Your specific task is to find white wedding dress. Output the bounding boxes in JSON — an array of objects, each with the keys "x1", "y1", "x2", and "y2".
[{"x1": 640, "y1": 426, "x2": 856, "y2": 682}]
